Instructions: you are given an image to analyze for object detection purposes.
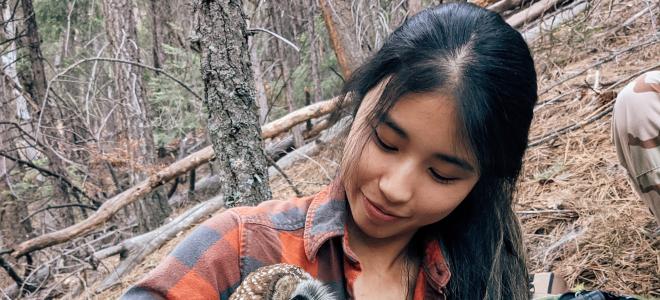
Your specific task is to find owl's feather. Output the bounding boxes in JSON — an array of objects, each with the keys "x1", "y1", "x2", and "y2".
[{"x1": 229, "y1": 263, "x2": 336, "y2": 300}]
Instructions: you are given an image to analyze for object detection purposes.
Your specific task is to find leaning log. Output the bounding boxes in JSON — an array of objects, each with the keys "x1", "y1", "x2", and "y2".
[
  {"x1": 11, "y1": 96, "x2": 343, "y2": 258},
  {"x1": 506, "y1": 0, "x2": 564, "y2": 28},
  {"x1": 487, "y1": 0, "x2": 523, "y2": 13},
  {"x1": 522, "y1": 1, "x2": 589, "y2": 44},
  {"x1": 267, "y1": 116, "x2": 352, "y2": 177},
  {"x1": 93, "y1": 194, "x2": 225, "y2": 292}
]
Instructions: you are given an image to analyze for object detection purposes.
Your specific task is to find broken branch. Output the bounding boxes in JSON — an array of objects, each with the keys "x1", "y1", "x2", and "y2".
[{"x1": 11, "y1": 96, "x2": 343, "y2": 257}]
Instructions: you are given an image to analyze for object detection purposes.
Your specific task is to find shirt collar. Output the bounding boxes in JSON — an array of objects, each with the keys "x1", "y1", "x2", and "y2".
[
  {"x1": 303, "y1": 180, "x2": 346, "y2": 261},
  {"x1": 302, "y1": 181, "x2": 451, "y2": 292}
]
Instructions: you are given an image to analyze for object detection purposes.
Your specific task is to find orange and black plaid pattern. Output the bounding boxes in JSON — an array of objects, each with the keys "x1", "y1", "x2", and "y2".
[{"x1": 121, "y1": 182, "x2": 451, "y2": 299}]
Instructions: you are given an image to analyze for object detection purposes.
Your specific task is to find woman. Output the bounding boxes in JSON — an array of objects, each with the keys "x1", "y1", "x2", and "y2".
[{"x1": 122, "y1": 3, "x2": 537, "y2": 299}]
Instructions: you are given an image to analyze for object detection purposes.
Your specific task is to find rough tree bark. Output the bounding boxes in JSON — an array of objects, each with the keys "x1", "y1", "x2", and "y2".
[
  {"x1": 0, "y1": 73, "x2": 33, "y2": 254},
  {"x1": 197, "y1": 0, "x2": 271, "y2": 207},
  {"x1": 102, "y1": 0, "x2": 171, "y2": 232},
  {"x1": 19, "y1": 0, "x2": 47, "y2": 104}
]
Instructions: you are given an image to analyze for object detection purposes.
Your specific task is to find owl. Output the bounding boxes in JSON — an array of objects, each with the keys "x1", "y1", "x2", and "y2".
[{"x1": 229, "y1": 263, "x2": 337, "y2": 300}]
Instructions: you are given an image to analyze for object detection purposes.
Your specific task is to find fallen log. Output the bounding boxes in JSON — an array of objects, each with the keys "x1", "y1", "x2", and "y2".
[
  {"x1": 265, "y1": 116, "x2": 331, "y2": 159},
  {"x1": 261, "y1": 96, "x2": 342, "y2": 138},
  {"x1": 169, "y1": 117, "x2": 346, "y2": 207},
  {"x1": 470, "y1": 0, "x2": 500, "y2": 8},
  {"x1": 93, "y1": 194, "x2": 225, "y2": 292},
  {"x1": 522, "y1": 0, "x2": 589, "y2": 44},
  {"x1": 168, "y1": 175, "x2": 221, "y2": 207},
  {"x1": 267, "y1": 116, "x2": 351, "y2": 177},
  {"x1": 92, "y1": 119, "x2": 352, "y2": 291},
  {"x1": 11, "y1": 96, "x2": 343, "y2": 258},
  {"x1": 506, "y1": 0, "x2": 564, "y2": 28},
  {"x1": 487, "y1": 0, "x2": 523, "y2": 13}
]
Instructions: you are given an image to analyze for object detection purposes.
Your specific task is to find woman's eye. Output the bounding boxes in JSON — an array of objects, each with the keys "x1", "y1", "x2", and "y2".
[
  {"x1": 429, "y1": 168, "x2": 457, "y2": 184},
  {"x1": 373, "y1": 130, "x2": 397, "y2": 152}
]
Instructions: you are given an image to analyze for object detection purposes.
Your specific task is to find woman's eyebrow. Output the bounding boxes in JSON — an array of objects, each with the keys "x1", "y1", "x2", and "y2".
[
  {"x1": 381, "y1": 113, "x2": 475, "y2": 173},
  {"x1": 433, "y1": 153, "x2": 475, "y2": 173},
  {"x1": 380, "y1": 114, "x2": 408, "y2": 138}
]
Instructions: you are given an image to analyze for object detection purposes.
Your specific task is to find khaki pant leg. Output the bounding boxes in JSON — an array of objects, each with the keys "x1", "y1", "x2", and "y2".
[{"x1": 611, "y1": 71, "x2": 660, "y2": 226}]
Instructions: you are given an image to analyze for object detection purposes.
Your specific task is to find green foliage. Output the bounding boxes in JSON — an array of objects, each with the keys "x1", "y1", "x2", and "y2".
[
  {"x1": 146, "y1": 45, "x2": 205, "y2": 147},
  {"x1": 34, "y1": 0, "x2": 103, "y2": 42}
]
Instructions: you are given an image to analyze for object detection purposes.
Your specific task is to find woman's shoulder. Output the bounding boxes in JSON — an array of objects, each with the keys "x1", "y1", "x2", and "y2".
[{"x1": 221, "y1": 187, "x2": 331, "y2": 231}]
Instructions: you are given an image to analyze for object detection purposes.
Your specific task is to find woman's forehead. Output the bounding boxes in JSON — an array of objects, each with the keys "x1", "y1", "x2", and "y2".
[{"x1": 371, "y1": 91, "x2": 476, "y2": 168}]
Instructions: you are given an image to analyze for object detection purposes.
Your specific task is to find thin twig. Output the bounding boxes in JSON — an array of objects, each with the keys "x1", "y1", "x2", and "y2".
[
  {"x1": 247, "y1": 27, "x2": 300, "y2": 52},
  {"x1": 0, "y1": 150, "x2": 97, "y2": 202},
  {"x1": 21, "y1": 204, "x2": 98, "y2": 223},
  {"x1": 266, "y1": 155, "x2": 303, "y2": 197},
  {"x1": 537, "y1": 37, "x2": 658, "y2": 97},
  {"x1": 516, "y1": 209, "x2": 578, "y2": 215},
  {"x1": 44, "y1": 57, "x2": 202, "y2": 101}
]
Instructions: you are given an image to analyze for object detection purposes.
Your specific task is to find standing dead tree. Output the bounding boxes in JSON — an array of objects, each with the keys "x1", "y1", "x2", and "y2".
[{"x1": 318, "y1": 0, "x2": 367, "y2": 79}]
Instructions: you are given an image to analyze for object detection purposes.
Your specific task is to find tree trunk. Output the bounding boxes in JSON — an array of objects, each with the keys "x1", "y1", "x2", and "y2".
[
  {"x1": 102, "y1": 0, "x2": 171, "y2": 232},
  {"x1": 249, "y1": 44, "x2": 270, "y2": 125},
  {"x1": 8, "y1": 0, "x2": 79, "y2": 229},
  {"x1": 318, "y1": 0, "x2": 366, "y2": 79},
  {"x1": 20, "y1": 0, "x2": 47, "y2": 104},
  {"x1": 307, "y1": 0, "x2": 323, "y2": 103},
  {"x1": 246, "y1": 2, "x2": 270, "y2": 125},
  {"x1": 270, "y1": 3, "x2": 304, "y2": 148},
  {"x1": 150, "y1": 0, "x2": 166, "y2": 71},
  {"x1": 0, "y1": 3, "x2": 34, "y2": 283},
  {"x1": 197, "y1": 0, "x2": 271, "y2": 207},
  {"x1": 0, "y1": 72, "x2": 33, "y2": 251}
]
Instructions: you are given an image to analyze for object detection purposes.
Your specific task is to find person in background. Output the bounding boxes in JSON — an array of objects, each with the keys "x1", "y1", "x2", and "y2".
[{"x1": 612, "y1": 70, "x2": 660, "y2": 234}]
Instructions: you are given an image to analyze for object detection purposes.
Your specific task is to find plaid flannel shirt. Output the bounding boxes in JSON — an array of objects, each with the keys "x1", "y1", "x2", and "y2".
[{"x1": 121, "y1": 182, "x2": 451, "y2": 299}]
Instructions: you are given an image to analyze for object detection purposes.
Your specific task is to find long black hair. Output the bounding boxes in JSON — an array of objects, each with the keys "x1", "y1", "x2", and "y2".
[{"x1": 338, "y1": 3, "x2": 537, "y2": 299}]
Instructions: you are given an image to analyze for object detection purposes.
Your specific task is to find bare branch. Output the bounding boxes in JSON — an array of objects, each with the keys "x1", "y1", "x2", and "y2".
[
  {"x1": 44, "y1": 57, "x2": 202, "y2": 101},
  {"x1": 0, "y1": 150, "x2": 98, "y2": 203},
  {"x1": 11, "y1": 96, "x2": 343, "y2": 257},
  {"x1": 248, "y1": 27, "x2": 300, "y2": 52},
  {"x1": 21, "y1": 204, "x2": 98, "y2": 223}
]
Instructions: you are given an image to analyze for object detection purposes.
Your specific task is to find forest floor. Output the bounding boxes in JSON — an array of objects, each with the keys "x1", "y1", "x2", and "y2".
[{"x1": 92, "y1": 1, "x2": 660, "y2": 298}]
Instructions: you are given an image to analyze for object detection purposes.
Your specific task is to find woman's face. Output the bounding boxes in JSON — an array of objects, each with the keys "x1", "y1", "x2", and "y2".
[{"x1": 343, "y1": 86, "x2": 480, "y2": 242}]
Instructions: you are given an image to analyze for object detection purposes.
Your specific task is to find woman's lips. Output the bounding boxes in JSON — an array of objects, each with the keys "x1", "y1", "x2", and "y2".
[{"x1": 362, "y1": 196, "x2": 403, "y2": 222}]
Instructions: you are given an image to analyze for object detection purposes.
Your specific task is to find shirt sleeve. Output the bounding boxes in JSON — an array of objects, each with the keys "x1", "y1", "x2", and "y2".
[{"x1": 120, "y1": 209, "x2": 243, "y2": 300}]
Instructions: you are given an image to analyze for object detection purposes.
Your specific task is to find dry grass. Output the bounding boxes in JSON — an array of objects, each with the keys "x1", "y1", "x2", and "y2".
[
  {"x1": 93, "y1": 0, "x2": 660, "y2": 298},
  {"x1": 518, "y1": 0, "x2": 659, "y2": 296}
]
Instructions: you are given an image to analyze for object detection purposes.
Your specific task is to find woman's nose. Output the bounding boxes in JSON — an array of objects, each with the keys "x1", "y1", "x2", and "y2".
[{"x1": 378, "y1": 159, "x2": 416, "y2": 204}]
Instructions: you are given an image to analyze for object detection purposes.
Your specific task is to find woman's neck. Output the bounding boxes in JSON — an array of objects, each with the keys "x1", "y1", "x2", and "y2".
[{"x1": 346, "y1": 215, "x2": 417, "y2": 272}]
